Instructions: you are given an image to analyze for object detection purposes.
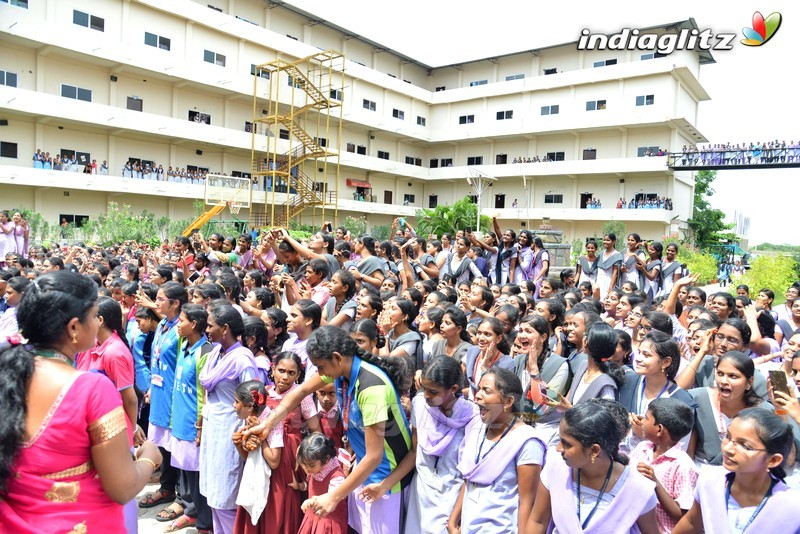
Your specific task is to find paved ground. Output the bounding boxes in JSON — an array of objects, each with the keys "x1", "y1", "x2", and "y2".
[{"x1": 137, "y1": 483, "x2": 198, "y2": 534}]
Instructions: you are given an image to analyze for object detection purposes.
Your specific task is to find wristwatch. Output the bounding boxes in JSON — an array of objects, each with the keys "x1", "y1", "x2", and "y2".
[{"x1": 529, "y1": 373, "x2": 541, "y2": 380}]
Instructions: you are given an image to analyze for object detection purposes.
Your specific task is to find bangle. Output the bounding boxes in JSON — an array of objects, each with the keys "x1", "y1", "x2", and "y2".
[
  {"x1": 136, "y1": 457, "x2": 158, "y2": 472},
  {"x1": 195, "y1": 422, "x2": 203, "y2": 429}
]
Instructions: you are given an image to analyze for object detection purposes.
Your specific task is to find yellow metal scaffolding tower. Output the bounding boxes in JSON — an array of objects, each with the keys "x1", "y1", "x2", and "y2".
[{"x1": 249, "y1": 50, "x2": 345, "y2": 230}]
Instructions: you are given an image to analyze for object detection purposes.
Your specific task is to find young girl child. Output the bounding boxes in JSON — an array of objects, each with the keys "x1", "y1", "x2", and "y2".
[
  {"x1": 673, "y1": 409, "x2": 800, "y2": 533},
  {"x1": 266, "y1": 352, "x2": 321, "y2": 534},
  {"x1": 406, "y1": 356, "x2": 478, "y2": 533},
  {"x1": 297, "y1": 433, "x2": 348, "y2": 534},
  {"x1": 232, "y1": 380, "x2": 283, "y2": 533},
  {"x1": 315, "y1": 382, "x2": 344, "y2": 449},
  {"x1": 243, "y1": 316, "x2": 271, "y2": 384},
  {"x1": 323, "y1": 270, "x2": 358, "y2": 329}
]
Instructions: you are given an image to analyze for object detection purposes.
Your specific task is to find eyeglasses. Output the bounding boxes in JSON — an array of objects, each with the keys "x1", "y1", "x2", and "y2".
[
  {"x1": 713, "y1": 333, "x2": 741, "y2": 345},
  {"x1": 722, "y1": 432, "x2": 767, "y2": 453},
  {"x1": 155, "y1": 296, "x2": 173, "y2": 303}
]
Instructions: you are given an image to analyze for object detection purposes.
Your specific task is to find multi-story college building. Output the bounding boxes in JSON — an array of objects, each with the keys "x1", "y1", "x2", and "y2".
[{"x1": 0, "y1": 0, "x2": 710, "y2": 242}]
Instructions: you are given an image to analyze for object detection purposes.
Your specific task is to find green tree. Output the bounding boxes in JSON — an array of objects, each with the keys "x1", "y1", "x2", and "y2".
[
  {"x1": 601, "y1": 221, "x2": 627, "y2": 251},
  {"x1": 342, "y1": 215, "x2": 367, "y2": 237},
  {"x1": 415, "y1": 197, "x2": 491, "y2": 237},
  {"x1": 680, "y1": 246, "x2": 718, "y2": 284},
  {"x1": 688, "y1": 170, "x2": 738, "y2": 251}
]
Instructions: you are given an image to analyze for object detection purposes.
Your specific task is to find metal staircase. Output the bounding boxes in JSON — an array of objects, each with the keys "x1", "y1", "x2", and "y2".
[{"x1": 249, "y1": 51, "x2": 344, "y2": 229}]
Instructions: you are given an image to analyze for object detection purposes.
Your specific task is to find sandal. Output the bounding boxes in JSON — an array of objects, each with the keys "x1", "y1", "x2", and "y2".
[
  {"x1": 156, "y1": 502, "x2": 185, "y2": 522},
  {"x1": 138, "y1": 488, "x2": 175, "y2": 508},
  {"x1": 163, "y1": 514, "x2": 196, "y2": 532}
]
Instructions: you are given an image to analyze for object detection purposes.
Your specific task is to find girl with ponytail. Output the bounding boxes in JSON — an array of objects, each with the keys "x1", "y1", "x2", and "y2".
[
  {"x1": 527, "y1": 401, "x2": 659, "y2": 533},
  {"x1": 245, "y1": 325, "x2": 413, "y2": 533},
  {"x1": 674, "y1": 408, "x2": 800, "y2": 533},
  {"x1": 0, "y1": 271, "x2": 162, "y2": 533},
  {"x1": 76, "y1": 296, "x2": 140, "y2": 445}
]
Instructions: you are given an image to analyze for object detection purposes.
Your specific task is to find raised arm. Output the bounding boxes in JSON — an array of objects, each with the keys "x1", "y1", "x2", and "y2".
[{"x1": 663, "y1": 274, "x2": 699, "y2": 316}]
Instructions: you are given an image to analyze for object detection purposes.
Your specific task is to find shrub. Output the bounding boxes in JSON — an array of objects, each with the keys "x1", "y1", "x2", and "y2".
[
  {"x1": 679, "y1": 246, "x2": 717, "y2": 284},
  {"x1": 733, "y1": 255, "x2": 798, "y2": 299}
]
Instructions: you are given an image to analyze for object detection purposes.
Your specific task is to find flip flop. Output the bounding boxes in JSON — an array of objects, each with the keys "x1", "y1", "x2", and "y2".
[
  {"x1": 138, "y1": 489, "x2": 175, "y2": 508},
  {"x1": 156, "y1": 503, "x2": 185, "y2": 522},
  {"x1": 163, "y1": 514, "x2": 196, "y2": 532}
]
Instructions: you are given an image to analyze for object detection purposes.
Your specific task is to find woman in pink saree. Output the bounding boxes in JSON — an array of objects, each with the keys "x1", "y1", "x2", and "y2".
[{"x1": 0, "y1": 271, "x2": 162, "y2": 534}]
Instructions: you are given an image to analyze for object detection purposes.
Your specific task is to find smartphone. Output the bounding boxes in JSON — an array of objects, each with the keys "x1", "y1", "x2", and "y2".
[
  {"x1": 465, "y1": 227, "x2": 472, "y2": 234},
  {"x1": 769, "y1": 370, "x2": 790, "y2": 396},
  {"x1": 187, "y1": 271, "x2": 201, "y2": 283}
]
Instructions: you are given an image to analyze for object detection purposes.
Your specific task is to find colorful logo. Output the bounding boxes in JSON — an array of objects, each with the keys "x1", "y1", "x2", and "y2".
[{"x1": 741, "y1": 11, "x2": 782, "y2": 46}]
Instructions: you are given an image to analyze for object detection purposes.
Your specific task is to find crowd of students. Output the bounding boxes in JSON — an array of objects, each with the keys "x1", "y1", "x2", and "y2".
[{"x1": 1, "y1": 217, "x2": 800, "y2": 534}]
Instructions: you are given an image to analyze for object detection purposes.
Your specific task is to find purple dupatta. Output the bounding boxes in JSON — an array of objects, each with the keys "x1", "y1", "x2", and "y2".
[
  {"x1": 417, "y1": 397, "x2": 477, "y2": 457},
  {"x1": 199, "y1": 341, "x2": 256, "y2": 392}
]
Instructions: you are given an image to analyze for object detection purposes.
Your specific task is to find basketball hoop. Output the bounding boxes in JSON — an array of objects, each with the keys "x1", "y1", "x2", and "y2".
[{"x1": 229, "y1": 202, "x2": 242, "y2": 214}]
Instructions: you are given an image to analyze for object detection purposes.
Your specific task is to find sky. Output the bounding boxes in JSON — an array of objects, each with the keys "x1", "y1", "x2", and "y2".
[{"x1": 287, "y1": 0, "x2": 798, "y2": 246}]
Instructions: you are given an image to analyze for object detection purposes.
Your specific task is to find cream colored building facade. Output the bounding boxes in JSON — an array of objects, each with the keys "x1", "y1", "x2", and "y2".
[{"x1": 0, "y1": 0, "x2": 708, "y2": 243}]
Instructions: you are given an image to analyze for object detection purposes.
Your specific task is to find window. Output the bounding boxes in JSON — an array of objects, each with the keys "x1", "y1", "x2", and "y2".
[
  {"x1": 286, "y1": 34, "x2": 298, "y2": 41},
  {"x1": 314, "y1": 137, "x2": 327, "y2": 147},
  {"x1": 403, "y1": 194, "x2": 415, "y2": 205},
  {"x1": 144, "y1": 32, "x2": 171, "y2": 51},
  {"x1": 362, "y1": 99, "x2": 376, "y2": 111},
  {"x1": 435, "y1": 86, "x2": 446, "y2": 92},
  {"x1": 207, "y1": 4, "x2": 222, "y2": 12},
  {"x1": 329, "y1": 88, "x2": 342, "y2": 101},
  {"x1": 635, "y1": 94, "x2": 655, "y2": 106},
  {"x1": 127, "y1": 96, "x2": 143, "y2": 112},
  {"x1": 467, "y1": 195, "x2": 478, "y2": 204},
  {"x1": 416, "y1": 116, "x2": 426, "y2": 126},
  {"x1": 429, "y1": 158, "x2": 438, "y2": 168},
  {"x1": 59, "y1": 214, "x2": 90, "y2": 228},
  {"x1": 388, "y1": 74, "x2": 397, "y2": 79},
  {"x1": 61, "y1": 84, "x2": 92, "y2": 102},
  {"x1": 469, "y1": 80, "x2": 488, "y2": 87},
  {"x1": 429, "y1": 195, "x2": 438, "y2": 208},
  {"x1": 250, "y1": 64, "x2": 270, "y2": 79},
  {"x1": 505, "y1": 73, "x2": 524, "y2": 81},
  {"x1": 73, "y1": 10, "x2": 104, "y2": 32},
  {"x1": 188, "y1": 110, "x2": 211, "y2": 125},
  {"x1": 459, "y1": 115, "x2": 475, "y2": 125},
  {"x1": 495, "y1": 194, "x2": 505, "y2": 209},
  {"x1": 244, "y1": 121, "x2": 254, "y2": 133},
  {"x1": 441, "y1": 158, "x2": 453, "y2": 167},
  {"x1": 586, "y1": 100, "x2": 607, "y2": 111},
  {"x1": 546, "y1": 152, "x2": 565, "y2": 161},
  {"x1": 392, "y1": 108, "x2": 405, "y2": 120},
  {"x1": 203, "y1": 50, "x2": 226, "y2": 67},
  {"x1": 1, "y1": 0, "x2": 29, "y2": 8},
  {"x1": 0, "y1": 69, "x2": 17, "y2": 87},
  {"x1": 641, "y1": 52, "x2": 668, "y2": 60},
  {"x1": 496, "y1": 154, "x2": 508, "y2": 164},
  {"x1": 467, "y1": 156, "x2": 483, "y2": 165},
  {"x1": 593, "y1": 59, "x2": 617, "y2": 67},
  {"x1": 0, "y1": 141, "x2": 18, "y2": 159},
  {"x1": 287, "y1": 75, "x2": 302, "y2": 88},
  {"x1": 404, "y1": 156, "x2": 416, "y2": 165},
  {"x1": 279, "y1": 129, "x2": 290, "y2": 140},
  {"x1": 637, "y1": 146, "x2": 661, "y2": 157},
  {"x1": 540, "y1": 105, "x2": 559, "y2": 115},
  {"x1": 496, "y1": 110, "x2": 513, "y2": 120},
  {"x1": 356, "y1": 145, "x2": 366, "y2": 155},
  {"x1": 543, "y1": 68, "x2": 558, "y2": 75},
  {"x1": 377, "y1": 150, "x2": 390, "y2": 160},
  {"x1": 544, "y1": 194, "x2": 564, "y2": 204}
]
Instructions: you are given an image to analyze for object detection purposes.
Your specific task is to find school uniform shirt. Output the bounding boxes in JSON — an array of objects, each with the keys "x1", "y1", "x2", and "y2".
[
  {"x1": 629, "y1": 441, "x2": 699, "y2": 533},
  {"x1": 149, "y1": 315, "x2": 181, "y2": 429}
]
